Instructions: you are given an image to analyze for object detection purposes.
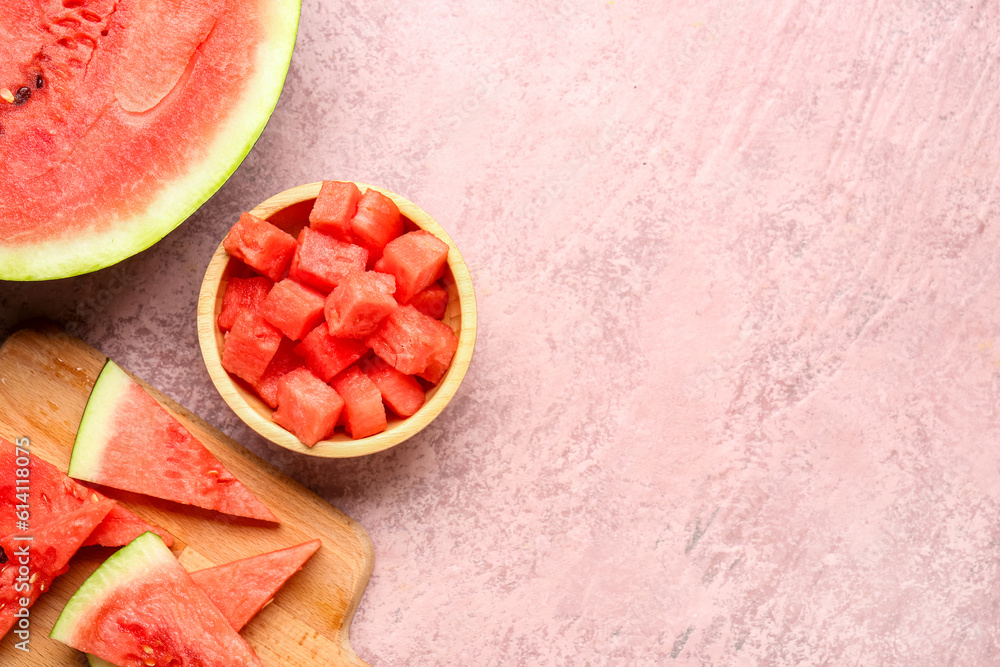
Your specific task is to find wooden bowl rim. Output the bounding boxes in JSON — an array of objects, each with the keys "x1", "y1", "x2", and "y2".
[{"x1": 197, "y1": 181, "x2": 477, "y2": 458}]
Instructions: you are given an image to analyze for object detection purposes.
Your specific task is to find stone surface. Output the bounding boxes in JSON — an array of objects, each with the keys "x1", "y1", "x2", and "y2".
[{"x1": 2, "y1": 0, "x2": 1000, "y2": 664}]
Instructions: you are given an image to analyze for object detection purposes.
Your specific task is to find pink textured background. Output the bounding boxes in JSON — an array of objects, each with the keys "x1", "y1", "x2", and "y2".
[{"x1": 3, "y1": 1, "x2": 1000, "y2": 664}]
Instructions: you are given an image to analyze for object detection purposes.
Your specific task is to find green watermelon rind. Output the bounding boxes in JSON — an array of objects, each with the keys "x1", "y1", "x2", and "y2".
[
  {"x1": 49, "y1": 532, "x2": 174, "y2": 647},
  {"x1": 69, "y1": 359, "x2": 131, "y2": 482},
  {"x1": 0, "y1": 0, "x2": 301, "y2": 281}
]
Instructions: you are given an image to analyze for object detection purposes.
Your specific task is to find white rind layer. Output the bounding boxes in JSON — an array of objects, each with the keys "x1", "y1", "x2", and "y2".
[{"x1": 69, "y1": 359, "x2": 131, "y2": 482}]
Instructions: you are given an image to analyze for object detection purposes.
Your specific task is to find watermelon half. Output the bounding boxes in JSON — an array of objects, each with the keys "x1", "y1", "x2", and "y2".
[
  {"x1": 51, "y1": 532, "x2": 262, "y2": 666},
  {"x1": 0, "y1": 0, "x2": 300, "y2": 280}
]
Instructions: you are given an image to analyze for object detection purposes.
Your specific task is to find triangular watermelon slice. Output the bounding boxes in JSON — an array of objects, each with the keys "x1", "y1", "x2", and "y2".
[
  {"x1": 85, "y1": 539, "x2": 322, "y2": 667},
  {"x1": 0, "y1": 438, "x2": 174, "y2": 547},
  {"x1": 1, "y1": 499, "x2": 115, "y2": 638},
  {"x1": 69, "y1": 360, "x2": 278, "y2": 522},
  {"x1": 50, "y1": 533, "x2": 262, "y2": 667},
  {"x1": 190, "y1": 539, "x2": 322, "y2": 631}
]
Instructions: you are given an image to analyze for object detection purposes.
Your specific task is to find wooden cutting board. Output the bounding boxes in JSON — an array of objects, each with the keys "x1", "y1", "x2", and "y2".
[{"x1": 0, "y1": 325, "x2": 374, "y2": 666}]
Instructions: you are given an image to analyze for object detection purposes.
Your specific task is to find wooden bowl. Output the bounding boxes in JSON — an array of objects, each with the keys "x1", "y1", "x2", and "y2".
[{"x1": 197, "y1": 182, "x2": 477, "y2": 457}]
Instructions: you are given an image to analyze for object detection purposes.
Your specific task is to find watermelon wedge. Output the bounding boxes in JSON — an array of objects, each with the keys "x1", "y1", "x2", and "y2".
[
  {"x1": 50, "y1": 533, "x2": 262, "y2": 667},
  {"x1": 0, "y1": 438, "x2": 174, "y2": 547},
  {"x1": 1, "y1": 499, "x2": 115, "y2": 639},
  {"x1": 189, "y1": 539, "x2": 322, "y2": 631},
  {"x1": 69, "y1": 360, "x2": 278, "y2": 522},
  {"x1": 0, "y1": 0, "x2": 300, "y2": 281},
  {"x1": 85, "y1": 539, "x2": 321, "y2": 667}
]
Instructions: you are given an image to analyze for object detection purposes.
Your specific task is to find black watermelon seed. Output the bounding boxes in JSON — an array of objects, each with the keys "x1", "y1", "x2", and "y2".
[
  {"x1": 0, "y1": 546, "x2": 7, "y2": 564},
  {"x1": 36, "y1": 74, "x2": 44, "y2": 89},
  {"x1": 14, "y1": 87, "x2": 31, "y2": 105}
]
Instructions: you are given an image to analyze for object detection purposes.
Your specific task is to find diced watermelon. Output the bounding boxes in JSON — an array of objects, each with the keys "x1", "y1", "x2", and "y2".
[
  {"x1": 350, "y1": 189, "x2": 403, "y2": 261},
  {"x1": 1, "y1": 500, "x2": 115, "y2": 639},
  {"x1": 222, "y1": 311, "x2": 284, "y2": 386},
  {"x1": 374, "y1": 230, "x2": 449, "y2": 304},
  {"x1": 417, "y1": 330, "x2": 459, "y2": 384},
  {"x1": 217, "y1": 276, "x2": 273, "y2": 331},
  {"x1": 189, "y1": 539, "x2": 322, "y2": 632},
  {"x1": 272, "y1": 368, "x2": 345, "y2": 446},
  {"x1": 408, "y1": 282, "x2": 450, "y2": 320},
  {"x1": 260, "y1": 279, "x2": 326, "y2": 340},
  {"x1": 359, "y1": 356, "x2": 425, "y2": 418},
  {"x1": 332, "y1": 366, "x2": 387, "y2": 439},
  {"x1": 294, "y1": 323, "x2": 369, "y2": 383},
  {"x1": 325, "y1": 271, "x2": 398, "y2": 339},
  {"x1": 255, "y1": 338, "x2": 304, "y2": 409},
  {"x1": 71, "y1": 360, "x2": 278, "y2": 523},
  {"x1": 309, "y1": 181, "x2": 362, "y2": 242},
  {"x1": 0, "y1": 438, "x2": 174, "y2": 548},
  {"x1": 289, "y1": 227, "x2": 368, "y2": 293},
  {"x1": 223, "y1": 212, "x2": 298, "y2": 282},
  {"x1": 367, "y1": 305, "x2": 459, "y2": 380}
]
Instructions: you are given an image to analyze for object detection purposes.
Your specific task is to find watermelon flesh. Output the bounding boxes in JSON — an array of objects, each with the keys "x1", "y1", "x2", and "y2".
[
  {"x1": 374, "y1": 229, "x2": 450, "y2": 304},
  {"x1": 222, "y1": 311, "x2": 285, "y2": 385},
  {"x1": 289, "y1": 227, "x2": 369, "y2": 293},
  {"x1": 324, "y1": 271, "x2": 398, "y2": 339},
  {"x1": 255, "y1": 337, "x2": 304, "y2": 409},
  {"x1": 309, "y1": 180, "x2": 363, "y2": 241},
  {"x1": 294, "y1": 323, "x2": 369, "y2": 383},
  {"x1": 360, "y1": 356, "x2": 426, "y2": 418},
  {"x1": 0, "y1": 438, "x2": 173, "y2": 548},
  {"x1": 0, "y1": 0, "x2": 300, "y2": 280},
  {"x1": 1, "y1": 500, "x2": 115, "y2": 639},
  {"x1": 408, "y1": 282, "x2": 450, "y2": 320},
  {"x1": 223, "y1": 212, "x2": 298, "y2": 282},
  {"x1": 367, "y1": 305, "x2": 460, "y2": 380},
  {"x1": 51, "y1": 533, "x2": 262, "y2": 667},
  {"x1": 272, "y1": 368, "x2": 345, "y2": 446},
  {"x1": 190, "y1": 539, "x2": 322, "y2": 631},
  {"x1": 261, "y1": 278, "x2": 327, "y2": 340},
  {"x1": 217, "y1": 276, "x2": 273, "y2": 331},
  {"x1": 332, "y1": 365, "x2": 387, "y2": 439},
  {"x1": 70, "y1": 359, "x2": 278, "y2": 522},
  {"x1": 350, "y1": 188, "x2": 403, "y2": 262}
]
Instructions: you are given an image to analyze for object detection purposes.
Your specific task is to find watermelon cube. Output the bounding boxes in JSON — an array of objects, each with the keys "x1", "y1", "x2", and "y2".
[
  {"x1": 350, "y1": 188, "x2": 403, "y2": 260},
  {"x1": 223, "y1": 211, "x2": 297, "y2": 282},
  {"x1": 222, "y1": 312, "x2": 284, "y2": 385},
  {"x1": 260, "y1": 279, "x2": 326, "y2": 340},
  {"x1": 417, "y1": 327, "x2": 459, "y2": 384},
  {"x1": 289, "y1": 227, "x2": 368, "y2": 293},
  {"x1": 408, "y1": 282, "x2": 449, "y2": 320},
  {"x1": 294, "y1": 323, "x2": 369, "y2": 382},
  {"x1": 373, "y1": 230, "x2": 449, "y2": 303},
  {"x1": 325, "y1": 271, "x2": 398, "y2": 339},
  {"x1": 359, "y1": 356, "x2": 425, "y2": 417},
  {"x1": 367, "y1": 305, "x2": 459, "y2": 380},
  {"x1": 273, "y1": 368, "x2": 345, "y2": 446},
  {"x1": 309, "y1": 181, "x2": 362, "y2": 241},
  {"x1": 255, "y1": 338, "x2": 304, "y2": 408},
  {"x1": 218, "y1": 276, "x2": 273, "y2": 331},
  {"x1": 332, "y1": 365, "x2": 387, "y2": 438}
]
